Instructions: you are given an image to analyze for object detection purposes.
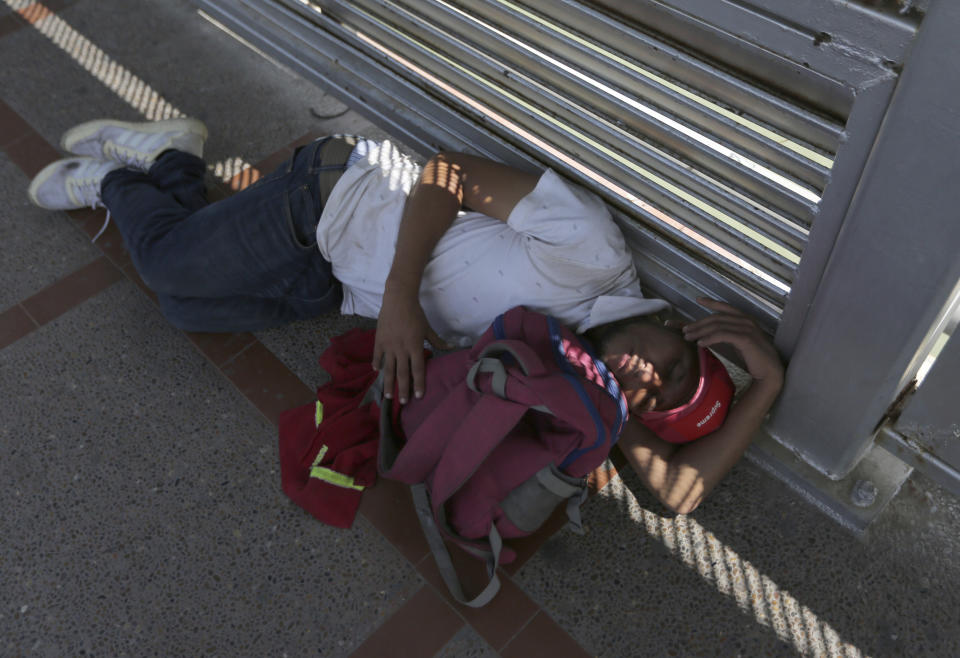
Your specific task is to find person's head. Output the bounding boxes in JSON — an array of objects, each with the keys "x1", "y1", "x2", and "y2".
[
  {"x1": 585, "y1": 314, "x2": 697, "y2": 414},
  {"x1": 584, "y1": 314, "x2": 735, "y2": 442}
]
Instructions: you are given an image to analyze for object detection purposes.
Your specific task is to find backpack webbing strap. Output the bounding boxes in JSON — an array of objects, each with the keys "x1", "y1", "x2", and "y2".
[
  {"x1": 535, "y1": 466, "x2": 588, "y2": 534},
  {"x1": 466, "y1": 358, "x2": 509, "y2": 398},
  {"x1": 565, "y1": 485, "x2": 589, "y2": 535},
  {"x1": 411, "y1": 484, "x2": 503, "y2": 608},
  {"x1": 466, "y1": 354, "x2": 552, "y2": 413},
  {"x1": 474, "y1": 340, "x2": 547, "y2": 377}
]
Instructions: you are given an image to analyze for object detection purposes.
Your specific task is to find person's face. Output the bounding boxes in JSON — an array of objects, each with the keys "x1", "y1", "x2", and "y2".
[{"x1": 599, "y1": 321, "x2": 699, "y2": 414}]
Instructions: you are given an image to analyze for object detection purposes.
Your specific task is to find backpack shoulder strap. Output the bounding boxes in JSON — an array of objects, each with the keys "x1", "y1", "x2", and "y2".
[
  {"x1": 379, "y1": 376, "x2": 527, "y2": 482},
  {"x1": 396, "y1": 393, "x2": 526, "y2": 608},
  {"x1": 411, "y1": 484, "x2": 504, "y2": 608},
  {"x1": 428, "y1": 393, "x2": 529, "y2": 505}
]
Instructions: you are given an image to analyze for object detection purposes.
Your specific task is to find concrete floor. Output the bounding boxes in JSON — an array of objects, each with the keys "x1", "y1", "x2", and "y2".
[{"x1": 1, "y1": 1, "x2": 958, "y2": 656}]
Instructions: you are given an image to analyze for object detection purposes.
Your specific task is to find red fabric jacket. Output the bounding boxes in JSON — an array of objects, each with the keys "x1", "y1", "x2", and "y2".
[{"x1": 277, "y1": 329, "x2": 380, "y2": 528}]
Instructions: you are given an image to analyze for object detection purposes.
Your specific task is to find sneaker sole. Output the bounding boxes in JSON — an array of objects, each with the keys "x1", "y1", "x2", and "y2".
[{"x1": 60, "y1": 117, "x2": 208, "y2": 158}]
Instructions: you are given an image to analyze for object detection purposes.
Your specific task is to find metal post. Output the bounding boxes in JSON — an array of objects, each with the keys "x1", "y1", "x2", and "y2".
[{"x1": 766, "y1": 0, "x2": 960, "y2": 478}]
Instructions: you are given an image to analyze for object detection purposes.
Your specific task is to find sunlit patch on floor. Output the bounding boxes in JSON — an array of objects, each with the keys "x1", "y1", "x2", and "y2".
[
  {"x1": 4, "y1": 0, "x2": 253, "y2": 183},
  {"x1": 212, "y1": 157, "x2": 261, "y2": 191},
  {"x1": 602, "y1": 475, "x2": 866, "y2": 657}
]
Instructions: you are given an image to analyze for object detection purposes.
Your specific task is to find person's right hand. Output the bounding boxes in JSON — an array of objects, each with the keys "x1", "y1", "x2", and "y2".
[
  {"x1": 373, "y1": 285, "x2": 449, "y2": 404},
  {"x1": 682, "y1": 297, "x2": 784, "y2": 390}
]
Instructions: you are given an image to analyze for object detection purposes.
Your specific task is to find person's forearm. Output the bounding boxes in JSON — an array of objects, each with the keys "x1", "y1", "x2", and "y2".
[
  {"x1": 663, "y1": 376, "x2": 782, "y2": 512},
  {"x1": 385, "y1": 154, "x2": 464, "y2": 296},
  {"x1": 619, "y1": 376, "x2": 782, "y2": 514}
]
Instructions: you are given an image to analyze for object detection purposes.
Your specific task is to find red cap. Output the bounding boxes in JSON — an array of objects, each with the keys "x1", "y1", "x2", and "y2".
[{"x1": 638, "y1": 348, "x2": 734, "y2": 443}]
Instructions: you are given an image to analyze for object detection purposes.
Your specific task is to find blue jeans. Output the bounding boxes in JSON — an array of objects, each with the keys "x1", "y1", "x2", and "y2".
[{"x1": 101, "y1": 137, "x2": 346, "y2": 332}]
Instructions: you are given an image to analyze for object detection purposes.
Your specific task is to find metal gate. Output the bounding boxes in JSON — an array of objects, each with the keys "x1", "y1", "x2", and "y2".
[{"x1": 194, "y1": 0, "x2": 960, "y2": 526}]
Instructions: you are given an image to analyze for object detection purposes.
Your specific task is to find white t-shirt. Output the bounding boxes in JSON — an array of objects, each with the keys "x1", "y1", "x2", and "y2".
[{"x1": 316, "y1": 140, "x2": 668, "y2": 346}]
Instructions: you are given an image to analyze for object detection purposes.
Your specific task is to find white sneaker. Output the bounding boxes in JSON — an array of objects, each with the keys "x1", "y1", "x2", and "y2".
[
  {"x1": 27, "y1": 157, "x2": 121, "y2": 210},
  {"x1": 60, "y1": 117, "x2": 208, "y2": 170}
]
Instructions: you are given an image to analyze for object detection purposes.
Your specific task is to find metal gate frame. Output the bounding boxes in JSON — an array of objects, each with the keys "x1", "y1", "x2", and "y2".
[{"x1": 880, "y1": 324, "x2": 960, "y2": 495}]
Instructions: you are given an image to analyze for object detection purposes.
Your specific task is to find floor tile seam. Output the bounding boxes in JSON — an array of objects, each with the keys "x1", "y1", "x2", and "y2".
[
  {"x1": 112, "y1": 260, "x2": 262, "y2": 370},
  {"x1": 0, "y1": 303, "x2": 41, "y2": 351},
  {"x1": 0, "y1": 131, "x2": 132, "y2": 330},
  {"x1": 212, "y1": 336, "x2": 259, "y2": 369},
  {"x1": 17, "y1": 301, "x2": 40, "y2": 328},
  {"x1": 499, "y1": 609, "x2": 594, "y2": 658},
  {"x1": 347, "y1": 583, "x2": 466, "y2": 658},
  {"x1": 498, "y1": 608, "x2": 543, "y2": 655},
  {"x1": 66, "y1": 212, "x2": 123, "y2": 265},
  {"x1": 111, "y1": 277, "x2": 299, "y2": 426},
  {"x1": 0, "y1": 116, "x2": 442, "y2": 634},
  {"x1": 410, "y1": 547, "x2": 548, "y2": 652},
  {"x1": 0, "y1": 100, "x2": 116, "y2": 343},
  {"x1": 407, "y1": 575, "x2": 483, "y2": 642},
  {"x1": 357, "y1": 502, "x2": 429, "y2": 572}
]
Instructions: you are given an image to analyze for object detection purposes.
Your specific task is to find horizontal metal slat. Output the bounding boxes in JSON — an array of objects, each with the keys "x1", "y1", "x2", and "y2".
[
  {"x1": 661, "y1": 0, "x2": 919, "y2": 64},
  {"x1": 357, "y1": 0, "x2": 808, "y2": 247},
  {"x1": 366, "y1": 0, "x2": 817, "y2": 234},
  {"x1": 542, "y1": 90, "x2": 812, "y2": 256},
  {"x1": 620, "y1": 211, "x2": 786, "y2": 323},
  {"x1": 328, "y1": 1, "x2": 795, "y2": 301},
  {"x1": 203, "y1": 0, "x2": 537, "y2": 162},
  {"x1": 201, "y1": 0, "x2": 789, "y2": 320},
  {"x1": 406, "y1": 0, "x2": 826, "y2": 216},
  {"x1": 353, "y1": 0, "x2": 822, "y2": 225},
  {"x1": 408, "y1": 0, "x2": 815, "y2": 233},
  {"x1": 524, "y1": 0, "x2": 845, "y2": 152},
  {"x1": 436, "y1": 1, "x2": 822, "y2": 220},
  {"x1": 356, "y1": 1, "x2": 804, "y2": 269},
  {"x1": 459, "y1": 0, "x2": 833, "y2": 189},
  {"x1": 591, "y1": 0, "x2": 886, "y2": 112}
]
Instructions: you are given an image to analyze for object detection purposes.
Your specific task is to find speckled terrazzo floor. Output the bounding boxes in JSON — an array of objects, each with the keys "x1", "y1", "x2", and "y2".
[{"x1": 1, "y1": 2, "x2": 958, "y2": 657}]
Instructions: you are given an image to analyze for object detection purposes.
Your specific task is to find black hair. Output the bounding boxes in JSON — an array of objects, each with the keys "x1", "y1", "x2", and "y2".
[{"x1": 582, "y1": 313, "x2": 666, "y2": 357}]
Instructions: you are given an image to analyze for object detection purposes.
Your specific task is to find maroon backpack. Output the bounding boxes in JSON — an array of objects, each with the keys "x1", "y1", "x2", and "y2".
[{"x1": 378, "y1": 306, "x2": 627, "y2": 606}]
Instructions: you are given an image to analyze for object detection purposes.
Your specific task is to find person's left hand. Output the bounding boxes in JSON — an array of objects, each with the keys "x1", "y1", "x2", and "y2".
[
  {"x1": 682, "y1": 298, "x2": 784, "y2": 389},
  {"x1": 373, "y1": 284, "x2": 449, "y2": 404}
]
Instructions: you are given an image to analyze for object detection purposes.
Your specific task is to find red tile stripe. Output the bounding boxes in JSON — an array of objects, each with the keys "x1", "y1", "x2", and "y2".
[
  {"x1": 0, "y1": 304, "x2": 38, "y2": 350},
  {"x1": 0, "y1": 92, "x2": 598, "y2": 656},
  {"x1": 220, "y1": 341, "x2": 315, "y2": 425},
  {"x1": 416, "y1": 554, "x2": 541, "y2": 652},
  {"x1": 0, "y1": 99, "x2": 34, "y2": 147},
  {"x1": 350, "y1": 586, "x2": 464, "y2": 658},
  {"x1": 500, "y1": 611, "x2": 593, "y2": 658},
  {"x1": 186, "y1": 330, "x2": 257, "y2": 368},
  {"x1": 70, "y1": 207, "x2": 132, "y2": 269},
  {"x1": 357, "y1": 478, "x2": 430, "y2": 564},
  {"x1": 19, "y1": 256, "x2": 123, "y2": 326},
  {"x1": 4, "y1": 131, "x2": 60, "y2": 179}
]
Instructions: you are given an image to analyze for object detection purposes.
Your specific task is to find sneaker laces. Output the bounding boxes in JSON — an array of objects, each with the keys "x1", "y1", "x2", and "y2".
[
  {"x1": 91, "y1": 210, "x2": 112, "y2": 243},
  {"x1": 66, "y1": 176, "x2": 111, "y2": 243},
  {"x1": 103, "y1": 141, "x2": 153, "y2": 170}
]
